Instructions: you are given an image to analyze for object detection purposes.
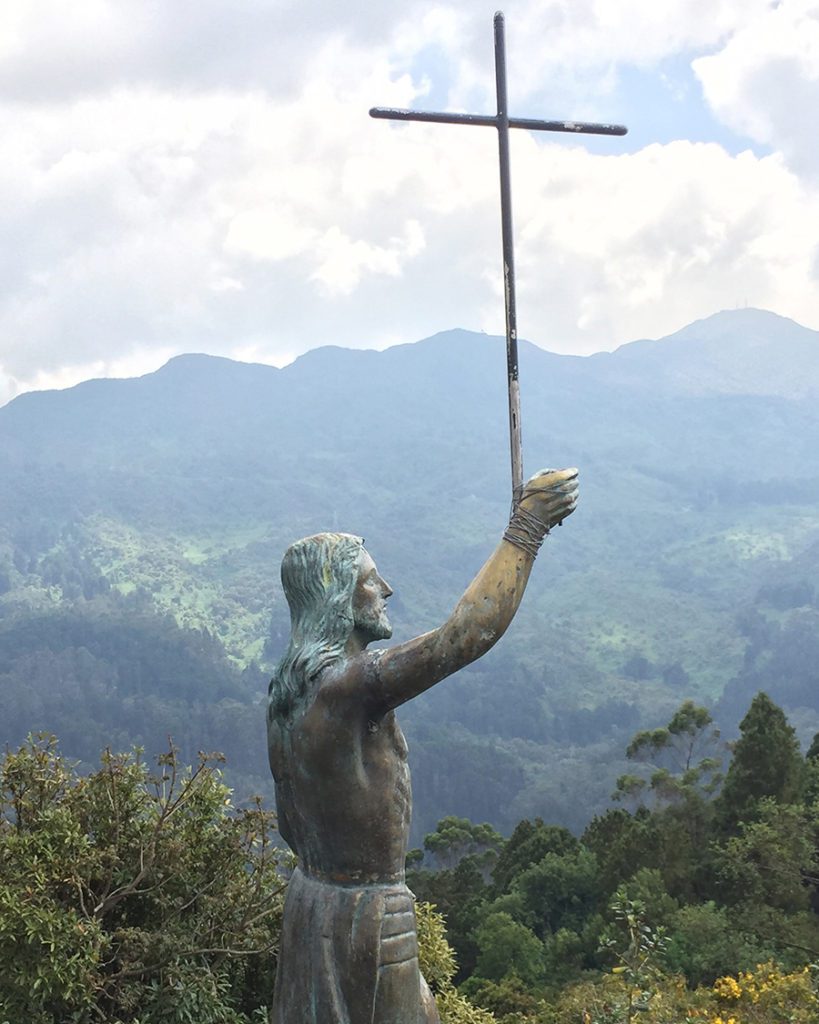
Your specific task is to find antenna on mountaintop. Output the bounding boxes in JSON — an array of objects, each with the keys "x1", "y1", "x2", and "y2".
[{"x1": 371, "y1": 11, "x2": 627, "y2": 508}]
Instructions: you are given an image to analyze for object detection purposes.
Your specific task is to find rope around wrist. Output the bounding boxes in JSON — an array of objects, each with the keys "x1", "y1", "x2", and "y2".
[{"x1": 503, "y1": 502, "x2": 550, "y2": 557}]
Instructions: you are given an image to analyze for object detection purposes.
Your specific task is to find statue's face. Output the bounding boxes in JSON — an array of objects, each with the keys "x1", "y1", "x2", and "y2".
[{"x1": 353, "y1": 549, "x2": 393, "y2": 642}]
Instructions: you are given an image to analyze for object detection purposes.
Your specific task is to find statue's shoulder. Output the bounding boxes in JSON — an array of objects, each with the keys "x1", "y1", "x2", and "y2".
[{"x1": 313, "y1": 650, "x2": 384, "y2": 710}]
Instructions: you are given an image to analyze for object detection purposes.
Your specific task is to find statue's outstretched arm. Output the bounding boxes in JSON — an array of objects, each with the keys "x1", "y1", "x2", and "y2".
[{"x1": 349, "y1": 468, "x2": 578, "y2": 713}]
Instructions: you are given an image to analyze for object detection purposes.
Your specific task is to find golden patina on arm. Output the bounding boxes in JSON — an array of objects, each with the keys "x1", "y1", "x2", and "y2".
[{"x1": 365, "y1": 467, "x2": 578, "y2": 711}]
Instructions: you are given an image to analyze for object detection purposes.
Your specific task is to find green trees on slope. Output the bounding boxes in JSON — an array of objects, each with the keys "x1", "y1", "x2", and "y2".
[{"x1": 408, "y1": 692, "x2": 819, "y2": 1021}]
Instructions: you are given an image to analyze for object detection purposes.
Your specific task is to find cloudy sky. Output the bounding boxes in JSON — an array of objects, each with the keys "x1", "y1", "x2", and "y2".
[{"x1": 1, "y1": 0, "x2": 817, "y2": 404}]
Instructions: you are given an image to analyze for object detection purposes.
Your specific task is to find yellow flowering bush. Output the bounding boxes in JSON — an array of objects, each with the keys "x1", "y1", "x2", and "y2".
[
  {"x1": 541, "y1": 971, "x2": 703, "y2": 1024},
  {"x1": 708, "y1": 961, "x2": 818, "y2": 1023},
  {"x1": 539, "y1": 961, "x2": 819, "y2": 1024},
  {"x1": 712, "y1": 975, "x2": 742, "y2": 1001}
]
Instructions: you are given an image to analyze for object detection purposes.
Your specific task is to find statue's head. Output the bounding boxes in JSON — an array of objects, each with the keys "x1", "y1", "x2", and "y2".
[
  {"x1": 269, "y1": 532, "x2": 392, "y2": 719},
  {"x1": 350, "y1": 546, "x2": 393, "y2": 645}
]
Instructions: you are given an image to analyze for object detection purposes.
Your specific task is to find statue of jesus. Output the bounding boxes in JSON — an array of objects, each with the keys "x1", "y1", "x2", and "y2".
[{"x1": 267, "y1": 467, "x2": 578, "y2": 1023}]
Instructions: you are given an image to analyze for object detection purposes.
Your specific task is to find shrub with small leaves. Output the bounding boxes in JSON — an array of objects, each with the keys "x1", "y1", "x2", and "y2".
[
  {"x1": 0, "y1": 735, "x2": 288, "y2": 1024},
  {"x1": 415, "y1": 901, "x2": 497, "y2": 1024},
  {"x1": 599, "y1": 893, "x2": 668, "y2": 1022}
]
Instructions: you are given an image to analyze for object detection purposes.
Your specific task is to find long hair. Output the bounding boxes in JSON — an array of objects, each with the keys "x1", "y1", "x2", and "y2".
[{"x1": 268, "y1": 532, "x2": 364, "y2": 721}]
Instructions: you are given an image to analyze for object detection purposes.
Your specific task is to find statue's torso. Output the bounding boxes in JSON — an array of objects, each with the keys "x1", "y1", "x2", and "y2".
[{"x1": 269, "y1": 682, "x2": 411, "y2": 882}]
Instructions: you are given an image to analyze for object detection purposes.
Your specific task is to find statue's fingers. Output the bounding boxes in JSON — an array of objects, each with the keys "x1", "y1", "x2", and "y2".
[
  {"x1": 549, "y1": 494, "x2": 578, "y2": 513},
  {"x1": 534, "y1": 483, "x2": 578, "y2": 504},
  {"x1": 524, "y1": 480, "x2": 578, "y2": 500},
  {"x1": 552, "y1": 491, "x2": 579, "y2": 510},
  {"x1": 547, "y1": 475, "x2": 578, "y2": 491},
  {"x1": 529, "y1": 467, "x2": 578, "y2": 485},
  {"x1": 535, "y1": 500, "x2": 576, "y2": 523}
]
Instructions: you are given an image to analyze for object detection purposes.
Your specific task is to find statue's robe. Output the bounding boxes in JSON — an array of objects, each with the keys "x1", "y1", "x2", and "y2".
[{"x1": 271, "y1": 866, "x2": 437, "y2": 1024}]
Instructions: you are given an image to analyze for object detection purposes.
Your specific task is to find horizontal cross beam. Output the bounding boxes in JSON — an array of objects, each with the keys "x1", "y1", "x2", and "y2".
[{"x1": 370, "y1": 108, "x2": 627, "y2": 137}]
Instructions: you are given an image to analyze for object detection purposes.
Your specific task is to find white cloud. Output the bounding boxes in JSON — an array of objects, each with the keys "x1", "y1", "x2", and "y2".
[
  {"x1": 0, "y1": 0, "x2": 420, "y2": 101},
  {"x1": 500, "y1": 139, "x2": 819, "y2": 352},
  {"x1": 1, "y1": 0, "x2": 818, "y2": 403},
  {"x1": 312, "y1": 221, "x2": 426, "y2": 296},
  {"x1": 434, "y1": 0, "x2": 776, "y2": 115},
  {"x1": 694, "y1": 0, "x2": 819, "y2": 175},
  {"x1": 0, "y1": 0, "x2": 773, "y2": 109},
  {"x1": 225, "y1": 207, "x2": 320, "y2": 263}
]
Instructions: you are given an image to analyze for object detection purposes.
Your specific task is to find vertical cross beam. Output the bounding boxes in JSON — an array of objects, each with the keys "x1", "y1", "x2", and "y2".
[
  {"x1": 371, "y1": 11, "x2": 627, "y2": 507},
  {"x1": 493, "y1": 12, "x2": 522, "y2": 503}
]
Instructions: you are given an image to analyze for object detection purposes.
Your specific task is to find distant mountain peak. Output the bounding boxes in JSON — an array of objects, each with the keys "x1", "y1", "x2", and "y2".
[
  {"x1": 607, "y1": 307, "x2": 819, "y2": 400},
  {"x1": 666, "y1": 307, "x2": 816, "y2": 345},
  {"x1": 156, "y1": 352, "x2": 279, "y2": 377},
  {"x1": 161, "y1": 352, "x2": 231, "y2": 369}
]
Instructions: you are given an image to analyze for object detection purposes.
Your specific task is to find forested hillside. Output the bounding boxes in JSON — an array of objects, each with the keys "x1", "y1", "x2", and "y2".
[{"x1": 1, "y1": 307, "x2": 818, "y2": 839}]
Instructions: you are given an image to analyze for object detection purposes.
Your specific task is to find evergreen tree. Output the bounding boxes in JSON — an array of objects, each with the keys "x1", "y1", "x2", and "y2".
[
  {"x1": 716, "y1": 691, "x2": 803, "y2": 834},
  {"x1": 802, "y1": 731, "x2": 819, "y2": 805},
  {"x1": 582, "y1": 807, "x2": 661, "y2": 896}
]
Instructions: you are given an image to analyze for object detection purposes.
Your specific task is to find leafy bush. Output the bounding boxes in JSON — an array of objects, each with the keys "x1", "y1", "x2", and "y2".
[
  {"x1": 416, "y1": 901, "x2": 497, "y2": 1024},
  {"x1": 0, "y1": 736, "x2": 286, "y2": 1024}
]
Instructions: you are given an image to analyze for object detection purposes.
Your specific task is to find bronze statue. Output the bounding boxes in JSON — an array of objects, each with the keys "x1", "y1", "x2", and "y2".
[{"x1": 267, "y1": 467, "x2": 578, "y2": 1023}]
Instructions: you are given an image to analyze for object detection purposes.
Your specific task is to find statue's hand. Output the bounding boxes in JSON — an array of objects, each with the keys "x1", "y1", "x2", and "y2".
[{"x1": 519, "y1": 467, "x2": 578, "y2": 530}]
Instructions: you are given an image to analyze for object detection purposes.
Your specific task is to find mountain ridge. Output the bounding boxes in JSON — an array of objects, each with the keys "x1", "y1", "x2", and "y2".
[
  {"x1": 601, "y1": 307, "x2": 819, "y2": 400},
  {"x1": 1, "y1": 305, "x2": 818, "y2": 837},
  {"x1": 5, "y1": 307, "x2": 816, "y2": 419}
]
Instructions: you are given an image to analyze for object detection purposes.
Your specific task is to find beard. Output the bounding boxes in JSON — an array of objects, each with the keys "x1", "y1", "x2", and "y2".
[{"x1": 355, "y1": 605, "x2": 393, "y2": 642}]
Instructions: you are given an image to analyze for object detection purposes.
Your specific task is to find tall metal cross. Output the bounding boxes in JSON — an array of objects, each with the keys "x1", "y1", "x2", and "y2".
[{"x1": 371, "y1": 11, "x2": 627, "y2": 507}]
